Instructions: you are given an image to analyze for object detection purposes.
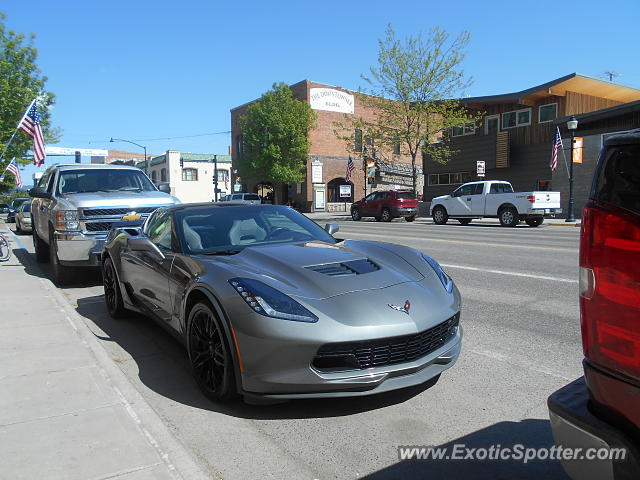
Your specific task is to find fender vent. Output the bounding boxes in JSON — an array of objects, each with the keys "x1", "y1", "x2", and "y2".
[{"x1": 305, "y1": 259, "x2": 380, "y2": 276}]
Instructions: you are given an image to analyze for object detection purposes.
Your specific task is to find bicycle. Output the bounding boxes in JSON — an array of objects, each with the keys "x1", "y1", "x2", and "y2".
[{"x1": 0, "y1": 232, "x2": 10, "y2": 261}]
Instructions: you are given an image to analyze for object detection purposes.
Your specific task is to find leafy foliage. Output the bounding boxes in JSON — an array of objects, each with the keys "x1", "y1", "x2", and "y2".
[
  {"x1": 0, "y1": 12, "x2": 59, "y2": 193},
  {"x1": 238, "y1": 83, "x2": 316, "y2": 201}
]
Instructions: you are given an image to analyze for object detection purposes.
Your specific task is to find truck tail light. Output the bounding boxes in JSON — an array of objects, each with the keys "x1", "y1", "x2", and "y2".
[
  {"x1": 580, "y1": 202, "x2": 640, "y2": 381},
  {"x1": 526, "y1": 195, "x2": 535, "y2": 203}
]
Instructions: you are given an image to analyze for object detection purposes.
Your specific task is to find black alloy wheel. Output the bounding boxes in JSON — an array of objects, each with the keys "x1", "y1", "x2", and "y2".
[
  {"x1": 103, "y1": 257, "x2": 126, "y2": 318},
  {"x1": 188, "y1": 301, "x2": 236, "y2": 402}
]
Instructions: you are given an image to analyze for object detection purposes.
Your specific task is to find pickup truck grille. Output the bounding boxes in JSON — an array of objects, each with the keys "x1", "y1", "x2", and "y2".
[
  {"x1": 80, "y1": 205, "x2": 164, "y2": 233},
  {"x1": 85, "y1": 222, "x2": 114, "y2": 232},
  {"x1": 81, "y1": 207, "x2": 158, "y2": 217}
]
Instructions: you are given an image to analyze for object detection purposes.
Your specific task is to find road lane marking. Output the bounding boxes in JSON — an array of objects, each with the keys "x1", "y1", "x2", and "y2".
[
  {"x1": 441, "y1": 263, "x2": 578, "y2": 283},
  {"x1": 343, "y1": 230, "x2": 577, "y2": 252}
]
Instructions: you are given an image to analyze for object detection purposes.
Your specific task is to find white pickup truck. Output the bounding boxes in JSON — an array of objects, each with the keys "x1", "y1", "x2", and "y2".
[{"x1": 430, "y1": 180, "x2": 561, "y2": 227}]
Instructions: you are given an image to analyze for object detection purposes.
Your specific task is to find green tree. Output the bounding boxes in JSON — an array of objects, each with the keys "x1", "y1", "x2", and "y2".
[
  {"x1": 336, "y1": 25, "x2": 477, "y2": 193},
  {"x1": 238, "y1": 82, "x2": 316, "y2": 204},
  {"x1": 0, "y1": 12, "x2": 58, "y2": 193}
]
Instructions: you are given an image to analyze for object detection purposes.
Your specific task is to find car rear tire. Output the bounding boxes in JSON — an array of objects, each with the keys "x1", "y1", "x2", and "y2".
[
  {"x1": 187, "y1": 301, "x2": 237, "y2": 402},
  {"x1": 351, "y1": 208, "x2": 361, "y2": 221},
  {"x1": 33, "y1": 227, "x2": 49, "y2": 263},
  {"x1": 49, "y1": 231, "x2": 74, "y2": 286},
  {"x1": 405, "y1": 215, "x2": 416, "y2": 222},
  {"x1": 15, "y1": 219, "x2": 22, "y2": 234},
  {"x1": 499, "y1": 207, "x2": 519, "y2": 227},
  {"x1": 432, "y1": 206, "x2": 448, "y2": 225},
  {"x1": 458, "y1": 218, "x2": 472, "y2": 225},
  {"x1": 103, "y1": 257, "x2": 127, "y2": 318},
  {"x1": 525, "y1": 217, "x2": 544, "y2": 227},
  {"x1": 381, "y1": 208, "x2": 392, "y2": 222}
]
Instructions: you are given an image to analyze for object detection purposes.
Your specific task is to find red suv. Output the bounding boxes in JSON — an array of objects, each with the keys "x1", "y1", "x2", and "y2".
[
  {"x1": 350, "y1": 189, "x2": 418, "y2": 222},
  {"x1": 547, "y1": 131, "x2": 640, "y2": 479}
]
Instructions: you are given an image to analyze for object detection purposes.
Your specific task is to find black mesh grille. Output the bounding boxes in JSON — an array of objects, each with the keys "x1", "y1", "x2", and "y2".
[
  {"x1": 313, "y1": 313, "x2": 459, "y2": 371},
  {"x1": 305, "y1": 259, "x2": 380, "y2": 276},
  {"x1": 82, "y1": 207, "x2": 158, "y2": 217},
  {"x1": 85, "y1": 222, "x2": 113, "y2": 232}
]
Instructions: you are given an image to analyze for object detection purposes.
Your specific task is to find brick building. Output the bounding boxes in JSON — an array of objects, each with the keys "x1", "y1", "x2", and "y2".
[{"x1": 230, "y1": 80, "x2": 422, "y2": 212}]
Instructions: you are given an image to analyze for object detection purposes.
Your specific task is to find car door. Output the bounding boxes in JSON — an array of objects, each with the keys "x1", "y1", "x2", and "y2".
[
  {"x1": 360, "y1": 193, "x2": 377, "y2": 216},
  {"x1": 448, "y1": 184, "x2": 475, "y2": 215},
  {"x1": 121, "y1": 209, "x2": 176, "y2": 324},
  {"x1": 469, "y1": 183, "x2": 486, "y2": 215},
  {"x1": 35, "y1": 171, "x2": 56, "y2": 237}
]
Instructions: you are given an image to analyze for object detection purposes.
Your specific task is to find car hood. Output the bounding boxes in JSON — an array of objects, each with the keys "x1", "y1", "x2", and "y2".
[
  {"x1": 432, "y1": 194, "x2": 450, "y2": 201},
  {"x1": 59, "y1": 191, "x2": 179, "y2": 209},
  {"x1": 203, "y1": 240, "x2": 426, "y2": 300}
]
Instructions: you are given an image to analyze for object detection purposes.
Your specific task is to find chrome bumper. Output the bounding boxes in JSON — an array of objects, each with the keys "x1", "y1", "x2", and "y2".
[{"x1": 53, "y1": 231, "x2": 106, "y2": 265}]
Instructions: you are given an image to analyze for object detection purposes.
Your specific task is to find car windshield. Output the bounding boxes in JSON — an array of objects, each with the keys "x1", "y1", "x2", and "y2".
[
  {"x1": 244, "y1": 194, "x2": 261, "y2": 200},
  {"x1": 11, "y1": 198, "x2": 29, "y2": 208},
  {"x1": 57, "y1": 169, "x2": 156, "y2": 194},
  {"x1": 21, "y1": 202, "x2": 31, "y2": 213},
  {"x1": 176, "y1": 205, "x2": 336, "y2": 254}
]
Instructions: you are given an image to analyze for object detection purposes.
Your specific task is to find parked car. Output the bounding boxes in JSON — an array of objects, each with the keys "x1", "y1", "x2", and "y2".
[
  {"x1": 5, "y1": 197, "x2": 29, "y2": 223},
  {"x1": 29, "y1": 164, "x2": 180, "y2": 285},
  {"x1": 430, "y1": 180, "x2": 561, "y2": 227},
  {"x1": 0, "y1": 203, "x2": 9, "y2": 214},
  {"x1": 102, "y1": 203, "x2": 461, "y2": 402},
  {"x1": 547, "y1": 130, "x2": 640, "y2": 479},
  {"x1": 218, "y1": 193, "x2": 262, "y2": 205},
  {"x1": 15, "y1": 201, "x2": 32, "y2": 234},
  {"x1": 351, "y1": 189, "x2": 418, "y2": 222}
]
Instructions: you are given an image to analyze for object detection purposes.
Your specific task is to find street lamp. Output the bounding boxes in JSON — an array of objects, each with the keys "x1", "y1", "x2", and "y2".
[
  {"x1": 565, "y1": 116, "x2": 578, "y2": 222},
  {"x1": 109, "y1": 137, "x2": 147, "y2": 174}
]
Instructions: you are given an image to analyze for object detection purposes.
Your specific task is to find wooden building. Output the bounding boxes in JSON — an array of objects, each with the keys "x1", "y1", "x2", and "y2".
[{"x1": 423, "y1": 73, "x2": 640, "y2": 215}]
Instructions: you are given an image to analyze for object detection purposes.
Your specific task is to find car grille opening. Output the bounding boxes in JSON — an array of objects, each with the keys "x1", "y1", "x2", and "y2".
[
  {"x1": 85, "y1": 222, "x2": 113, "y2": 232},
  {"x1": 305, "y1": 258, "x2": 380, "y2": 276},
  {"x1": 313, "y1": 313, "x2": 460, "y2": 372},
  {"x1": 81, "y1": 207, "x2": 158, "y2": 217}
]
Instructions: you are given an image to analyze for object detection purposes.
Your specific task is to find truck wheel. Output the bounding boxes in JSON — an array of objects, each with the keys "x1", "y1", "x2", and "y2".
[
  {"x1": 432, "y1": 206, "x2": 448, "y2": 225},
  {"x1": 405, "y1": 215, "x2": 416, "y2": 222},
  {"x1": 499, "y1": 207, "x2": 519, "y2": 227},
  {"x1": 458, "y1": 218, "x2": 472, "y2": 225},
  {"x1": 381, "y1": 208, "x2": 392, "y2": 222},
  {"x1": 351, "y1": 208, "x2": 361, "y2": 221},
  {"x1": 526, "y1": 217, "x2": 544, "y2": 227},
  {"x1": 49, "y1": 231, "x2": 74, "y2": 286},
  {"x1": 33, "y1": 226, "x2": 49, "y2": 263}
]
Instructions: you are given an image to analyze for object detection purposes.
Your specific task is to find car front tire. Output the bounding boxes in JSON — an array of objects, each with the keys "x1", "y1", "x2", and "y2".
[
  {"x1": 49, "y1": 231, "x2": 73, "y2": 285},
  {"x1": 432, "y1": 206, "x2": 448, "y2": 225},
  {"x1": 351, "y1": 208, "x2": 361, "y2": 221},
  {"x1": 103, "y1": 257, "x2": 127, "y2": 318},
  {"x1": 32, "y1": 226, "x2": 49, "y2": 263}
]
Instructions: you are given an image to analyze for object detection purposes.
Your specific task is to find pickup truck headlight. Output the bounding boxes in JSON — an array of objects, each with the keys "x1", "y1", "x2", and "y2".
[
  {"x1": 229, "y1": 278, "x2": 318, "y2": 323},
  {"x1": 421, "y1": 253, "x2": 453, "y2": 293},
  {"x1": 55, "y1": 210, "x2": 80, "y2": 231}
]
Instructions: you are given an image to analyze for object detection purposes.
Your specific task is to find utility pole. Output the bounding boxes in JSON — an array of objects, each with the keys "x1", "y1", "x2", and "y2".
[{"x1": 213, "y1": 155, "x2": 219, "y2": 202}]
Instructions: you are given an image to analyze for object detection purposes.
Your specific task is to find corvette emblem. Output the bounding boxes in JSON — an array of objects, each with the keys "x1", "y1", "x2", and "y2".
[
  {"x1": 388, "y1": 300, "x2": 411, "y2": 314},
  {"x1": 121, "y1": 212, "x2": 141, "y2": 221}
]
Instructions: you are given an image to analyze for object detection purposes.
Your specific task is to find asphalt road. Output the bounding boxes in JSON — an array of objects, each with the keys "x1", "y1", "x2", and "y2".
[{"x1": 11, "y1": 217, "x2": 581, "y2": 479}]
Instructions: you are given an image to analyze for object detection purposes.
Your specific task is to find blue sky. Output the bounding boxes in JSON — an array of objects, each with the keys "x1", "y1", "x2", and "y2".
[{"x1": 4, "y1": 0, "x2": 640, "y2": 183}]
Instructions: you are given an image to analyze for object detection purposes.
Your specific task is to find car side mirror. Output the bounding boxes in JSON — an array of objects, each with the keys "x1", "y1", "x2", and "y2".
[
  {"x1": 157, "y1": 183, "x2": 171, "y2": 194},
  {"x1": 128, "y1": 236, "x2": 165, "y2": 260},
  {"x1": 29, "y1": 187, "x2": 51, "y2": 199},
  {"x1": 325, "y1": 223, "x2": 339, "y2": 235}
]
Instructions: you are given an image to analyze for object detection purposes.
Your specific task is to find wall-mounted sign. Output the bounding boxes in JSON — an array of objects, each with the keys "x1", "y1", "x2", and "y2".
[
  {"x1": 45, "y1": 146, "x2": 109, "y2": 156},
  {"x1": 339, "y1": 184, "x2": 352, "y2": 198},
  {"x1": 311, "y1": 161, "x2": 323, "y2": 184},
  {"x1": 477, "y1": 160, "x2": 486, "y2": 177},
  {"x1": 310, "y1": 88, "x2": 354, "y2": 114},
  {"x1": 572, "y1": 137, "x2": 583, "y2": 164}
]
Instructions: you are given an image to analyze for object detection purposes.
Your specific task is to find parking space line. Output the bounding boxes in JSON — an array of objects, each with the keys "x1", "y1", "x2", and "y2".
[{"x1": 441, "y1": 263, "x2": 578, "y2": 283}]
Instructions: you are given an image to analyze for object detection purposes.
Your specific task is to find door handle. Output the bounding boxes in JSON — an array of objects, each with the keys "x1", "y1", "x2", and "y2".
[{"x1": 466, "y1": 198, "x2": 471, "y2": 201}]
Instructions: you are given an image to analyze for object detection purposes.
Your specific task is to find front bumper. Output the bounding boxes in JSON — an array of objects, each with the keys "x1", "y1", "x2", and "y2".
[
  {"x1": 548, "y1": 377, "x2": 640, "y2": 480},
  {"x1": 53, "y1": 231, "x2": 106, "y2": 266}
]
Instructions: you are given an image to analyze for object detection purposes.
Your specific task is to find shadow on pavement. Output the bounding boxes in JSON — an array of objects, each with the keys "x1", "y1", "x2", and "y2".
[
  {"x1": 361, "y1": 418, "x2": 569, "y2": 480},
  {"x1": 75, "y1": 294, "x2": 441, "y2": 420}
]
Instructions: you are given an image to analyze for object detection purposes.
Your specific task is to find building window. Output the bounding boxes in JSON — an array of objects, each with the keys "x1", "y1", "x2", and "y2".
[
  {"x1": 428, "y1": 172, "x2": 472, "y2": 185},
  {"x1": 354, "y1": 129, "x2": 363, "y2": 152},
  {"x1": 484, "y1": 115, "x2": 500, "y2": 135},
  {"x1": 502, "y1": 108, "x2": 531, "y2": 129},
  {"x1": 393, "y1": 136, "x2": 401, "y2": 155},
  {"x1": 538, "y1": 103, "x2": 558, "y2": 123},
  {"x1": 537, "y1": 180, "x2": 551, "y2": 191},
  {"x1": 151, "y1": 171, "x2": 157, "y2": 182},
  {"x1": 451, "y1": 122, "x2": 475, "y2": 137},
  {"x1": 160, "y1": 168, "x2": 167, "y2": 182},
  {"x1": 236, "y1": 134, "x2": 244, "y2": 157},
  {"x1": 182, "y1": 168, "x2": 198, "y2": 181}
]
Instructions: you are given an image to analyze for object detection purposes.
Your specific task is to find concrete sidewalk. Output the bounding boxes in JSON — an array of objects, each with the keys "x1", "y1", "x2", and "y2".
[{"x1": 0, "y1": 223, "x2": 208, "y2": 480}]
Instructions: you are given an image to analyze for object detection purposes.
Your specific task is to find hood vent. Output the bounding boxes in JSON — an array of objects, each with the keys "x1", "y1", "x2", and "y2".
[{"x1": 305, "y1": 259, "x2": 380, "y2": 276}]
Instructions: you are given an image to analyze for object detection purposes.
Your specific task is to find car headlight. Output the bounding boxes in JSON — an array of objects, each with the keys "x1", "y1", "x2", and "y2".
[
  {"x1": 55, "y1": 210, "x2": 80, "y2": 231},
  {"x1": 421, "y1": 253, "x2": 453, "y2": 293},
  {"x1": 229, "y1": 278, "x2": 318, "y2": 323}
]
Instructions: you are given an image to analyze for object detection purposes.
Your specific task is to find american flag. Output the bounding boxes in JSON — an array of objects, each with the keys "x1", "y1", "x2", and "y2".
[
  {"x1": 550, "y1": 127, "x2": 562, "y2": 172},
  {"x1": 6, "y1": 159, "x2": 23, "y2": 188},
  {"x1": 17, "y1": 100, "x2": 46, "y2": 167},
  {"x1": 345, "y1": 156, "x2": 355, "y2": 182}
]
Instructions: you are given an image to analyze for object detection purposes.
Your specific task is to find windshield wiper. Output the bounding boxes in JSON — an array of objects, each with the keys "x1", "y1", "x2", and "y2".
[{"x1": 202, "y1": 249, "x2": 242, "y2": 256}]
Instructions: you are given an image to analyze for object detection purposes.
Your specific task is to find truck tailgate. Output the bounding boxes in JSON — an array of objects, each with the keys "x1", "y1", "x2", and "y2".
[{"x1": 531, "y1": 191, "x2": 560, "y2": 209}]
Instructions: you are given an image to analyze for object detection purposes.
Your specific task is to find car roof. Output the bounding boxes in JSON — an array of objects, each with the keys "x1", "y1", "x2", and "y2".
[
  {"x1": 604, "y1": 129, "x2": 640, "y2": 147},
  {"x1": 47, "y1": 164, "x2": 143, "y2": 172},
  {"x1": 163, "y1": 203, "x2": 284, "y2": 213}
]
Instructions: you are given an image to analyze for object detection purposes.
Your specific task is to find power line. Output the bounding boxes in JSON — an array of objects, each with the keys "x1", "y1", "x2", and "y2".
[{"x1": 129, "y1": 131, "x2": 231, "y2": 142}]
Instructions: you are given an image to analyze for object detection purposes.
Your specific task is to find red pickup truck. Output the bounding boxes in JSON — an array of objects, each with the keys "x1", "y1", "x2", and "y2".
[{"x1": 547, "y1": 130, "x2": 640, "y2": 479}]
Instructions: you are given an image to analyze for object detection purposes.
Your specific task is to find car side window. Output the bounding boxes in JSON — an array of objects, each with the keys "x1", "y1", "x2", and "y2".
[
  {"x1": 148, "y1": 211, "x2": 173, "y2": 251},
  {"x1": 47, "y1": 172, "x2": 57, "y2": 193},
  {"x1": 456, "y1": 185, "x2": 474, "y2": 196},
  {"x1": 364, "y1": 193, "x2": 376, "y2": 201},
  {"x1": 490, "y1": 184, "x2": 501, "y2": 194},
  {"x1": 473, "y1": 184, "x2": 484, "y2": 195},
  {"x1": 37, "y1": 172, "x2": 50, "y2": 189}
]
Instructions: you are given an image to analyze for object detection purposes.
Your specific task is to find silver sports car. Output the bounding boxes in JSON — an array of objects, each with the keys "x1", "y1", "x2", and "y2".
[{"x1": 102, "y1": 203, "x2": 462, "y2": 402}]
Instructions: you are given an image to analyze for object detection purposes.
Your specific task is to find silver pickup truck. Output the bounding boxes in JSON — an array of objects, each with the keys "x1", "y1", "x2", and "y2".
[{"x1": 29, "y1": 164, "x2": 179, "y2": 284}]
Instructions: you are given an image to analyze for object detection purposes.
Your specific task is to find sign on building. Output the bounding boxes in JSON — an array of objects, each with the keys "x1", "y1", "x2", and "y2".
[
  {"x1": 477, "y1": 160, "x2": 486, "y2": 177},
  {"x1": 309, "y1": 88, "x2": 355, "y2": 114},
  {"x1": 311, "y1": 160, "x2": 323, "y2": 184},
  {"x1": 572, "y1": 137, "x2": 584, "y2": 164},
  {"x1": 339, "y1": 184, "x2": 352, "y2": 198}
]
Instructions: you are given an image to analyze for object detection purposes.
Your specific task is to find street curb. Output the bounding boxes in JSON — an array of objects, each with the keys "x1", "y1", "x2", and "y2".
[
  {"x1": 7, "y1": 228, "x2": 211, "y2": 480},
  {"x1": 548, "y1": 222, "x2": 581, "y2": 227}
]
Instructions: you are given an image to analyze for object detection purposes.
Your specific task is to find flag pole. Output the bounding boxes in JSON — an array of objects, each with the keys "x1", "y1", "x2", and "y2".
[
  {"x1": 560, "y1": 135, "x2": 571, "y2": 179},
  {"x1": 0, "y1": 99, "x2": 37, "y2": 164}
]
